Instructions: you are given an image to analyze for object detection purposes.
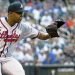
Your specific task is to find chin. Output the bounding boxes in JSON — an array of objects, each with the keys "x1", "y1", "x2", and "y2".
[{"x1": 17, "y1": 20, "x2": 21, "y2": 23}]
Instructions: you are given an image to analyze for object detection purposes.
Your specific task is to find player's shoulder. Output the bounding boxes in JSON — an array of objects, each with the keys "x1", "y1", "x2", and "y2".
[
  {"x1": 20, "y1": 20, "x2": 32, "y2": 29},
  {"x1": 0, "y1": 16, "x2": 6, "y2": 20},
  {"x1": 19, "y1": 21, "x2": 34, "y2": 33},
  {"x1": 0, "y1": 16, "x2": 7, "y2": 23}
]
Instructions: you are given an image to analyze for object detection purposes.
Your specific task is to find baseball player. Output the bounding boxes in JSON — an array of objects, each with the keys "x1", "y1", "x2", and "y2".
[{"x1": 0, "y1": 1, "x2": 65, "y2": 75}]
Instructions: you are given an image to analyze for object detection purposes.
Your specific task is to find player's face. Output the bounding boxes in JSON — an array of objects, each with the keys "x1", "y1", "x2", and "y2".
[{"x1": 13, "y1": 12, "x2": 23, "y2": 23}]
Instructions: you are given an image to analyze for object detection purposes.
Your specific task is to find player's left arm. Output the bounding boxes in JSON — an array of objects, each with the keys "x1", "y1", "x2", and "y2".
[{"x1": 23, "y1": 20, "x2": 65, "y2": 40}]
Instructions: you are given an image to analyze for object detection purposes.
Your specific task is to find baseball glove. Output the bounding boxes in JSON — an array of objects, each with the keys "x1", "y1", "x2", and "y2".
[
  {"x1": 46, "y1": 21, "x2": 65, "y2": 38},
  {"x1": 55, "y1": 20, "x2": 65, "y2": 28}
]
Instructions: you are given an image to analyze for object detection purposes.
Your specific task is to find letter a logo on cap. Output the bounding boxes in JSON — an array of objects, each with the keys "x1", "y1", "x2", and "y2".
[{"x1": 20, "y1": 4, "x2": 23, "y2": 8}]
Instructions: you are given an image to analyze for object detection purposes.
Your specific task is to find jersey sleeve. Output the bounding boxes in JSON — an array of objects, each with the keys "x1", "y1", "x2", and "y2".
[{"x1": 20, "y1": 22, "x2": 39, "y2": 39}]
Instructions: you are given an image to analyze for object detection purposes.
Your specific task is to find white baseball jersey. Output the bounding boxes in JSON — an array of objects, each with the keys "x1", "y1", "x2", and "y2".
[{"x1": 0, "y1": 17, "x2": 39, "y2": 57}]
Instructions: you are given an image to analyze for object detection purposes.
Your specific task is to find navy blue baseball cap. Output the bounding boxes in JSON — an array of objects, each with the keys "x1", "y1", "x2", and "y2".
[{"x1": 8, "y1": 1, "x2": 24, "y2": 13}]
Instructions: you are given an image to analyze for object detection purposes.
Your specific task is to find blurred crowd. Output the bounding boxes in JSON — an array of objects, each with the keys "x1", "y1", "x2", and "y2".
[{"x1": 0, "y1": 0, "x2": 75, "y2": 66}]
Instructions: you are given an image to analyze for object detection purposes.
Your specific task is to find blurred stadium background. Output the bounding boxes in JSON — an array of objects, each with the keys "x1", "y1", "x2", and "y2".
[{"x1": 1, "y1": 0, "x2": 75, "y2": 75}]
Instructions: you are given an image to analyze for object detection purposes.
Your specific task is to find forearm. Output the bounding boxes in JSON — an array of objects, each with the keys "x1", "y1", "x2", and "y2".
[{"x1": 37, "y1": 32, "x2": 51, "y2": 40}]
